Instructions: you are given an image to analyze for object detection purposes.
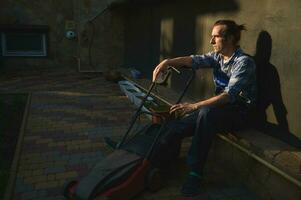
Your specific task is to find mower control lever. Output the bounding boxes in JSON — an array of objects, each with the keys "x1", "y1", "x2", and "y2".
[
  {"x1": 155, "y1": 66, "x2": 181, "y2": 85},
  {"x1": 167, "y1": 66, "x2": 180, "y2": 74}
]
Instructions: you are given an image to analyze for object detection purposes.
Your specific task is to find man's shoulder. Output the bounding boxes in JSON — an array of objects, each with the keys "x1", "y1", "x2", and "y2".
[{"x1": 235, "y1": 50, "x2": 255, "y2": 66}]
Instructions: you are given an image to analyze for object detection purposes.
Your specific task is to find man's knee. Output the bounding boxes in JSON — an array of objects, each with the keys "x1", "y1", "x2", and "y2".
[
  {"x1": 197, "y1": 106, "x2": 227, "y2": 122},
  {"x1": 197, "y1": 107, "x2": 215, "y2": 122},
  {"x1": 196, "y1": 106, "x2": 224, "y2": 134}
]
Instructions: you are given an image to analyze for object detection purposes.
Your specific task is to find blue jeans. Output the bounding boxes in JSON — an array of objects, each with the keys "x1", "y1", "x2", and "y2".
[{"x1": 164, "y1": 104, "x2": 250, "y2": 172}]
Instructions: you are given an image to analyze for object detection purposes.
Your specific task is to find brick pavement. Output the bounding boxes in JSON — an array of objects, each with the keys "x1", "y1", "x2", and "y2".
[
  {"x1": 14, "y1": 92, "x2": 135, "y2": 200},
  {"x1": 1, "y1": 70, "x2": 257, "y2": 200},
  {"x1": 1, "y1": 70, "x2": 139, "y2": 199}
]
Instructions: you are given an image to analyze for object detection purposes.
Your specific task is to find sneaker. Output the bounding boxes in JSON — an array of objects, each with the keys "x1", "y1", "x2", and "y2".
[{"x1": 181, "y1": 172, "x2": 202, "y2": 196}]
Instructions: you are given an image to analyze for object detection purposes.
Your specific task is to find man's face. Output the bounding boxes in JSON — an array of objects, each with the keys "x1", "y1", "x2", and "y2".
[{"x1": 210, "y1": 25, "x2": 233, "y2": 54}]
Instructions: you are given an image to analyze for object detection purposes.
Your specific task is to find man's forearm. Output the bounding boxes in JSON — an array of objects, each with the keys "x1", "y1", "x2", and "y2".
[
  {"x1": 164, "y1": 56, "x2": 193, "y2": 68},
  {"x1": 153, "y1": 56, "x2": 193, "y2": 81},
  {"x1": 193, "y1": 92, "x2": 231, "y2": 109}
]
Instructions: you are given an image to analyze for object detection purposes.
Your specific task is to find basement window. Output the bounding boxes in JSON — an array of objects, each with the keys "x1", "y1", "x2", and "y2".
[{"x1": 0, "y1": 25, "x2": 48, "y2": 57}]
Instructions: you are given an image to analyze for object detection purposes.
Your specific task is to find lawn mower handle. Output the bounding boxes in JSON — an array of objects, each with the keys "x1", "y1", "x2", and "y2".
[{"x1": 117, "y1": 67, "x2": 195, "y2": 149}]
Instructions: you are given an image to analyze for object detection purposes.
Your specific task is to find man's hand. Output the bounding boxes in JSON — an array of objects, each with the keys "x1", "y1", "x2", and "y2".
[
  {"x1": 170, "y1": 93, "x2": 230, "y2": 118},
  {"x1": 170, "y1": 102, "x2": 198, "y2": 117},
  {"x1": 152, "y1": 57, "x2": 193, "y2": 82},
  {"x1": 152, "y1": 59, "x2": 169, "y2": 82}
]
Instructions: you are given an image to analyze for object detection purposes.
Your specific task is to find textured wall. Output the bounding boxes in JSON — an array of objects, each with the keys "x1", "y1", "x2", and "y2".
[
  {"x1": 0, "y1": 0, "x2": 125, "y2": 71},
  {"x1": 0, "y1": 0, "x2": 77, "y2": 70},
  {"x1": 123, "y1": 0, "x2": 301, "y2": 140},
  {"x1": 74, "y1": 0, "x2": 125, "y2": 72}
]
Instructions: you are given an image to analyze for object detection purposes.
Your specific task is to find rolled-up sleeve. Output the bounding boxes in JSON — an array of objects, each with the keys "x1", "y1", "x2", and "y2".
[
  {"x1": 190, "y1": 52, "x2": 216, "y2": 70},
  {"x1": 224, "y1": 58, "x2": 256, "y2": 103}
]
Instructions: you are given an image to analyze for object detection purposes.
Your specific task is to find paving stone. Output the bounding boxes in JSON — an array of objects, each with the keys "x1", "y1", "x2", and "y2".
[
  {"x1": 21, "y1": 190, "x2": 39, "y2": 200},
  {"x1": 55, "y1": 171, "x2": 78, "y2": 180},
  {"x1": 240, "y1": 195, "x2": 258, "y2": 200},
  {"x1": 35, "y1": 180, "x2": 59, "y2": 190},
  {"x1": 68, "y1": 157, "x2": 82, "y2": 165},
  {"x1": 35, "y1": 195, "x2": 67, "y2": 200},
  {"x1": 18, "y1": 170, "x2": 32, "y2": 178},
  {"x1": 208, "y1": 190, "x2": 227, "y2": 199},
  {"x1": 32, "y1": 168, "x2": 44, "y2": 175},
  {"x1": 36, "y1": 190, "x2": 48, "y2": 198},
  {"x1": 15, "y1": 178, "x2": 34, "y2": 193},
  {"x1": 24, "y1": 175, "x2": 47, "y2": 184},
  {"x1": 47, "y1": 174, "x2": 56, "y2": 181},
  {"x1": 222, "y1": 186, "x2": 247, "y2": 197},
  {"x1": 44, "y1": 167, "x2": 65, "y2": 174}
]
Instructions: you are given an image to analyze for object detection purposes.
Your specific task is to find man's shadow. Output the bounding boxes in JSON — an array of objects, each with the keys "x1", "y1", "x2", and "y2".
[{"x1": 254, "y1": 31, "x2": 301, "y2": 149}]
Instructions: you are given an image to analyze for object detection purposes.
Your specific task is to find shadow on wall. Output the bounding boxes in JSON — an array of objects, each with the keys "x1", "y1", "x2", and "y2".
[
  {"x1": 170, "y1": 0, "x2": 240, "y2": 57},
  {"x1": 123, "y1": 0, "x2": 239, "y2": 79},
  {"x1": 254, "y1": 31, "x2": 301, "y2": 149}
]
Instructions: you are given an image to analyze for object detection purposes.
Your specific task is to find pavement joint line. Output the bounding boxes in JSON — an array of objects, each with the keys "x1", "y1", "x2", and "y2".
[{"x1": 4, "y1": 93, "x2": 32, "y2": 200}]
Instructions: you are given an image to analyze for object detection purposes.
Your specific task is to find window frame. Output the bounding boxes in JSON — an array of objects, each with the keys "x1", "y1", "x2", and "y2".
[
  {"x1": 0, "y1": 25, "x2": 49, "y2": 57},
  {"x1": 1, "y1": 32, "x2": 47, "y2": 57}
]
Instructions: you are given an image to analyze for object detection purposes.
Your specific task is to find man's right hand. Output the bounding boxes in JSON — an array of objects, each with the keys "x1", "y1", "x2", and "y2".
[
  {"x1": 152, "y1": 59, "x2": 169, "y2": 82},
  {"x1": 152, "y1": 57, "x2": 193, "y2": 82}
]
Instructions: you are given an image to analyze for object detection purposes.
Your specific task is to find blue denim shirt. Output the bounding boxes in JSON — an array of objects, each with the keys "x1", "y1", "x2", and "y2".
[{"x1": 190, "y1": 48, "x2": 257, "y2": 106}]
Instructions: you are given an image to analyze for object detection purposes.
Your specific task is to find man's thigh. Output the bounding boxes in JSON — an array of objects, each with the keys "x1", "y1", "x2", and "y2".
[{"x1": 199, "y1": 104, "x2": 248, "y2": 133}]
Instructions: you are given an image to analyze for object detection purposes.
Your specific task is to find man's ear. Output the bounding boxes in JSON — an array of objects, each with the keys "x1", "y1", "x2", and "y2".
[{"x1": 227, "y1": 35, "x2": 235, "y2": 44}]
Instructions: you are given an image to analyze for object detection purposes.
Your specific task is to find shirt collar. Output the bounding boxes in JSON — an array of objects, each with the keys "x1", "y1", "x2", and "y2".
[{"x1": 222, "y1": 48, "x2": 243, "y2": 65}]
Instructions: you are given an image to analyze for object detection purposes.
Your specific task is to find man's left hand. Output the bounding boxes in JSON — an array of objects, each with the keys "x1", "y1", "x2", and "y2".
[{"x1": 170, "y1": 103, "x2": 198, "y2": 116}]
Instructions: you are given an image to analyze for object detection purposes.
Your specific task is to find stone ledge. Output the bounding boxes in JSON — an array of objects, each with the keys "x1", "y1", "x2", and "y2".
[{"x1": 221, "y1": 130, "x2": 301, "y2": 187}]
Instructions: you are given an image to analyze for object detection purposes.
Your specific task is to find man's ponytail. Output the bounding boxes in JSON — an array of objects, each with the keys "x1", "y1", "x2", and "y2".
[{"x1": 238, "y1": 24, "x2": 246, "y2": 31}]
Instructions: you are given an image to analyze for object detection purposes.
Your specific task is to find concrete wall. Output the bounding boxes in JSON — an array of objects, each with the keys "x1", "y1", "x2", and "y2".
[
  {"x1": 0, "y1": 0, "x2": 77, "y2": 70},
  {"x1": 123, "y1": 0, "x2": 301, "y2": 140},
  {"x1": 0, "y1": 0, "x2": 125, "y2": 72},
  {"x1": 74, "y1": 0, "x2": 125, "y2": 72}
]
